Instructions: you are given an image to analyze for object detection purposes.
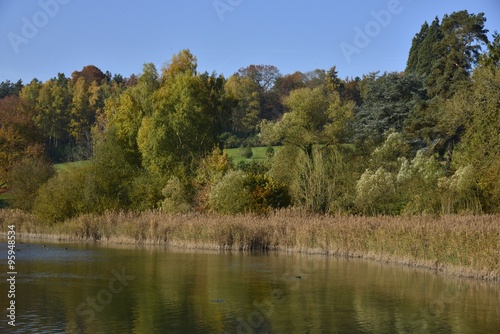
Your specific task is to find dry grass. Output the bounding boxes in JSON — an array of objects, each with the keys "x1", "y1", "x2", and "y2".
[{"x1": 0, "y1": 208, "x2": 499, "y2": 281}]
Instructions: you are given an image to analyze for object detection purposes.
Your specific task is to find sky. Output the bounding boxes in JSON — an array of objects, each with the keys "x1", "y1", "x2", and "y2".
[{"x1": 1, "y1": 0, "x2": 499, "y2": 83}]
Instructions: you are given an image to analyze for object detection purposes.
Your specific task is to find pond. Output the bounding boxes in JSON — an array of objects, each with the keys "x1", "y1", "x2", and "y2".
[{"x1": 0, "y1": 241, "x2": 499, "y2": 333}]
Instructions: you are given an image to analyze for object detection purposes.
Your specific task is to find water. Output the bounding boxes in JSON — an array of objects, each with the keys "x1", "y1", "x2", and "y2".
[{"x1": 0, "y1": 241, "x2": 499, "y2": 333}]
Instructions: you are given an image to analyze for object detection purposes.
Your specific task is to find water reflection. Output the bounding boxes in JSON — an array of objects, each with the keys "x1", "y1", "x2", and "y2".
[{"x1": 0, "y1": 242, "x2": 498, "y2": 333}]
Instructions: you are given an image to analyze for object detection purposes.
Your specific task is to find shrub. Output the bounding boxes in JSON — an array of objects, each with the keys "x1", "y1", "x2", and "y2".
[
  {"x1": 33, "y1": 167, "x2": 89, "y2": 224},
  {"x1": 439, "y1": 165, "x2": 482, "y2": 214},
  {"x1": 7, "y1": 157, "x2": 55, "y2": 211},
  {"x1": 396, "y1": 150, "x2": 444, "y2": 214},
  {"x1": 209, "y1": 170, "x2": 251, "y2": 214},
  {"x1": 266, "y1": 145, "x2": 275, "y2": 158},
  {"x1": 161, "y1": 176, "x2": 191, "y2": 213},
  {"x1": 355, "y1": 167, "x2": 398, "y2": 215},
  {"x1": 245, "y1": 173, "x2": 291, "y2": 214},
  {"x1": 129, "y1": 171, "x2": 166, "y2": 211},
  {"x1": 194, "y1": 147, "x2": 231, "y2": 211},
  {"x1": 240, "y1": 144, "x2": 253, "y2": 158}
]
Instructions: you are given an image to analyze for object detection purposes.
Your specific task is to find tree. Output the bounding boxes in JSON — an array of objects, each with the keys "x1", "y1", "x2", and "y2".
[
  {"x1": 237, "y1": 65, "x2": 281, "y2": 91},
  {"x1": 0, "y1": 79, "x2": 23, "y2": 99},
  {"x1": 35, "y1": 78, "x2": 72, "y2": 161},
  {"x1": 225, "y1": 75, "x2": 261, "y2": 136},
  {"x1": 106, "y1": 63, "x2": 160, "y2": 167},
  {"x1": 0, "y1": 96, "x2": 44, "y2": 185},
  {"x1": 426, "y1": 11, "x2": 489, "y2": 98},
  {"x1": 162, "y1": 49, "x2": 197, "y2": 81},
  {"x1": 354, "y1": 72, "x2": 426, "y2": 144},
  {"x1": 406, "y1": 21, "x2": 429, "y2": 74},
  {"x1": 138, "y1": 51, "x2": 228, "y2": 178},
  {"x1": 452, "y1": 63, "x2": 500, "y2": 212},
  {"x1": 274, "y1": 71, "x2": 306, "y2": 97},
  {"x1": 70, "y1": 77, "x2": 94, "y2": 143},
  {"x1": 237, "y1": 64, "x2": 283, "y2": 120},
  {"x1": 71, "y1": 65, "x2": 106, "y2": 84},
  {"x1": 262, "y1": 86, "x2": 353, "y2": 157}
]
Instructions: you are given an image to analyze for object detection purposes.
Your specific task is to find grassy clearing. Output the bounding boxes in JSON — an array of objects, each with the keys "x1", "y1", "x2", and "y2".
[
  {"x1": 225, "y1": 146, "x2": 279, "y2": 164},
  {"x1": 54, "y1": 160, "x2": 90, "y2": 172},
  {"x1": 1, "y1": 208, "x2": 498, "y2": 281}
]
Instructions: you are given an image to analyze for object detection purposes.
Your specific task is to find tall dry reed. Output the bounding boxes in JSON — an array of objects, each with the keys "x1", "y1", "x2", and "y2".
[{"x1": 0, "y1": 208, "x2": 498, "y2": 281}]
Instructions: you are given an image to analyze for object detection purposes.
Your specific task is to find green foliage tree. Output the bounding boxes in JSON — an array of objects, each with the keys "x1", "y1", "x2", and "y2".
[
  {"x1": 262, "y1": 86, "x2": 353, "y2": 156},
  {"x1": 138, "y1": 51, "x2": 228, "y2": 178},
  {"x1": 161, "y1": 176, "x2": 191, "y2": 213},
  {"x1": 426, "y1": 11, "x2": 489, "y2": 98},
  {"x1": 0, "y1": 79, "x2": 23, "y2": 99},
  {"x1": 450, "y1": 61, "x2": 500, "y2": 212},
  {"x1": 225, "y1": 75, "x2": 261, "y2": 136},
  {"x1": 35, "y1": 78, "x2": 72, "y2": 161},
  {"x1": 354, "y1": 72, "x2": 426, "y2": 145},
  {"x1": 406, "y1": 21, "x2": 429, "y2": 74}
]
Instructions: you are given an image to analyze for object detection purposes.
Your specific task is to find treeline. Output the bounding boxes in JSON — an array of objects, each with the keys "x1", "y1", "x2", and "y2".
[{"x1": 1, "y1": 10, "x2": 499, "y2": 222}]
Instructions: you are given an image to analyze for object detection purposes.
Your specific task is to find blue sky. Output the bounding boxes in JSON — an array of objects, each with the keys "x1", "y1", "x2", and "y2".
[{"x1": 1, "y1": 0, "x2": 499, "y2": 83}]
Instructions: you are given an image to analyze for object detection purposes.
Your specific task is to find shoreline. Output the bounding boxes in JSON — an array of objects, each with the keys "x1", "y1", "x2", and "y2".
[{"x1": 1, "y1": 209, "x2": 499, "y2": 282}]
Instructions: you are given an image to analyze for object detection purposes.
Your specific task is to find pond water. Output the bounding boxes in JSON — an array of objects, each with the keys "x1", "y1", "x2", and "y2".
[{"x1": 0, "y1": 241, "x2": 499, "y2": 333}]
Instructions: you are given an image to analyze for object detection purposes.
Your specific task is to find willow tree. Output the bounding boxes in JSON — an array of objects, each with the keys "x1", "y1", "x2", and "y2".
[{"x1": 262, "y1": 86, "x2": 355, "y2": 212}]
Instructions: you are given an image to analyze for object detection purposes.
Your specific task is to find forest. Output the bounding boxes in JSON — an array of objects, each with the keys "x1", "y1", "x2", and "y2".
[{"x1": 1, "y1": 10, "x2": 499, "y2": 224}]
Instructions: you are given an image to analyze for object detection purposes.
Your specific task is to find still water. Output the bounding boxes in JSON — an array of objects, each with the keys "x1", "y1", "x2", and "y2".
[{"x1": 0, "y1": 241, "x2": 499, "y2": 333}]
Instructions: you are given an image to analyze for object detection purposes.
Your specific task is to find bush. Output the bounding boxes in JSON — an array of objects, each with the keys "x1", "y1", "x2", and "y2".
[
  {"x1": 266, "y1": 145, "x2": 275, "y2": 158},
  {"x1": 7, "y1": 157, "x2": 55, "y2": 211},
  {"x1": 33, "y1": 167, "x2": 90, "y2": 224},
  {"x1": 439, "y1": 165, "x2": 482, "y2": 214},
  {"x1": 208, "y1": 169, "x2": 291, "y2": 215},
  {"x1": 209, "y1": 170, "x2": 251, "y2": 214},
  {"x1": 396, "y1": 151, "x2": 444, "y2": 214},
  {"x1": 245, "y1": 173, "x2": 291, "y2": 214},
  {"x1": 355, "y1": 167, "x2": 398, "y2": 215},
  {"x1": 240, "y1": 144, "x2": 253, "y2": 158},
  {"x1": 129, "y1": 172, "x2": 166, "y2": 211},
  {"x1": 161, "y1": 176, "x2": 191, "y2": 213}
]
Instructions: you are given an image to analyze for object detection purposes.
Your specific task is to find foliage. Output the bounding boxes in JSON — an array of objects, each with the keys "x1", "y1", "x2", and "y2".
[
  {"x1": 0, "y1": 96, "x2": 44, "y2": 184},
  {"x1": 266, "y1": 145, "x2": 275, "y2": 158},
  {"x1": 354, "y1": 72, "x2": 426, "y2": 144},
  {"x1": 193, "y1": 146, "x2": 231, "y2": 211},
  {"x1": 138, "y1": 52, "x2": 228, "y2": 177},
  {"x1": 161, "y1": 176, "x2": 191, "y2": 213},
  {"x1": 240, "y1": 144, "x2": 253, "y2": 158},
  {"x1": 262, "y1": 86, "x2": 353, "y2": 155},
  {"x1": 33, "y1": 166, "x2": 90, "y2": 224},
  {"x1": 7, "y1": 157, "x2": 55, "y2": 211},
  {"x1": 439, "y1": 165, "x2": 481, "y2": 214},
  {"x1": 369, "y1": 131, "x2": 410, "y2": 173},
  {"x1": 208, "y1": 170, "x2": 251, "y2": 214},
  {"x1": 128, "y1": 171, "x2": 165, "y2": 211},
  {"x1": 356, "y1": 168, "x2": 398, "y2": 215},
  {"x1": 396, "y1": 151, "x2": 444, "y2": 214}
]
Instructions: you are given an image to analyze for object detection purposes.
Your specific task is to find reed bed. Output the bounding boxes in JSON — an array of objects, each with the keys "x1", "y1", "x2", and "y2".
[{"x1": 0, "y1": 208, "x2": 499, "y2": 281}]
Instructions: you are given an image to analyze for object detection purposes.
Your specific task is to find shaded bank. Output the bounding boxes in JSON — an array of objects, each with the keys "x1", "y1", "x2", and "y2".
[{"x1": 0, "y1": 209, "x2": 498, "y2": 281}]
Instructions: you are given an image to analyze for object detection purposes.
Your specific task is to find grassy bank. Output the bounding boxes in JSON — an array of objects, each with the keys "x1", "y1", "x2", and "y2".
[{"x1": 0, "y1": 209, "x2": 499, "y2": 281}]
